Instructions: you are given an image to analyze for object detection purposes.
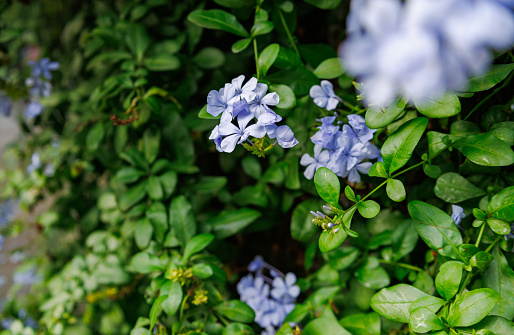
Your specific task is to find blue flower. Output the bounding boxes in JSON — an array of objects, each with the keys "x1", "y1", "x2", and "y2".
[
  {"x1": 25, "y1": 102, "x2": 43, "y2": 118},
  {"x1": 344, "y1": 161, "x2": 373, "y2": 183},
  {"x1": 300, "y1": 145, "x2": 330, "y2": 180},
  {"x1": 249, "y1": 83, "x2": 280, "y2": 117},
  {"x1": 271, "y1": 273, "x2": 300, "y2": 303},
  {"x1": 207, "y1": 83, "x2": 235, "y2": 118},
  {"x1": 44, "y1": 164, "x2": 55, "y2": 177},
  {"x1": 26, "y1": 152, "x2": 42, "y2": 174},
  {"x1": 28, "y1": 58, "x2": 59, "y2": 80},
  {"x1": 327, "y1": 136, "x2": 367, "y2": 177},
  {"x1": 310, "y1": 81, "x2": 340, "y2": 110},
  {"x1": 218, "y1": 115, "x2": 265, "y2": 153},
  {"x1": 451, "y1": 205, "x2": 465, "y2": 226},
  {"x1": 209, "y1": 125, "x2": 223, "y2": 152},
  {"x1": 12, "y1": 266, "x2": 41, "y2": 285},
  {"x1": 25, "y1": 77, "x2": 52, "y2": 98},
  {"x1": 248, "y1": 255, "x2": 267, "y2": 272},
  {"x1": 311, "y1": 116, "x2": 340, "y2": 147},
  {"x1": 229, "y1": 75, "x2": 258, "y2": 104},
  {"x1": 0, "y1": 92, "x2": 12, "y2": 117},
  {"x1": 276, "y1": 125, "x2": 299, "y2": 149}
]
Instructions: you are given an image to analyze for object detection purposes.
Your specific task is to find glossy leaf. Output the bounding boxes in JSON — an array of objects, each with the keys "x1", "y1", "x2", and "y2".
[
  {"x1": 413, "y1": 93, "x2": 461, "y2": 118},
  {"x1": 408, "y1": 201, "x2": 464, "y2": 261},
  {"x1": 258, "y1": 43, "x2": 279, "y2": 77},
  {"x1": 149, "y1": 295, "x2": 167, "y2": 332},
  {"x1": 114, "y1": 167, "x2": 145, "y2": 184},
  {"x1": 487, "y1": 218, "x2": 511, "y2": 235},
  {"x1": 409, "y1": 307, "x2": 445, "y2": 332},
  {"x1": 488, "y1": 186, "x2": 514, "y2": 221},
  {"x1": 339, "y1": 312, "x2": 380, "y2": 335},
  {"x1": 482, "y1": 246, "x2": 514, "y2": 320},
  {"x1": 125, "y1": 24, "x2": 150, "y2": 62},
  {"x1": 434, "y1": 172, "x2": 486, "y2": 203},
  {"x1": 368, "y1": 161, "x2": 388, "y2": 178},
  {"x1": 303, "y1": 0, "x2": 342, "y2": 10},
  {"x1": 358, "y1": 200, "x2": 380, "y2": 219},
  {"x1": 144, "y1": 56, "x2": 180, "y2": 71},
  {"x1": 386, "y1": 179, "x2": 406, "y2": 202},
  {"x1": 146, "y1": 176, "x2": 163, "y2": 200},
  {"x1": 222, "y1": 323, "x2": 255, "y2": 335},
  {"x1": 450, "y1": 120, "x2": 481, "y2": 136},
  {"x1": 371, "y1": 284, "x2": 429, "y2": 323},
  {"x1": 381, "y1": 117, "x2": 428, "y2": 174},
  {"x1": 192, "y1": 263, "x2": 213, "y2": 279},
  {"x1": 313, "y1": 58, "x2": 344, "y2": 79},
  {"x1": 207, "y1": 208, "x2": 261, "y2": 239},
  {"x1": 469, "y1": 251, "x2": 493, "y2": 271},
  {"x1": 182, "y1": 234, "x2": 215, "y2": 263},
  {"x1": 318, "y1": 206, "x2": 356, "y2": 252},
  {"x1": 169, "y1": 196, "x2": 196, "y2": 248},
  {"x1": 269, "y1": 84, "x2": 295, "y2": 109},
  {"x1": 461, "y1": 316, "x2": 514, "y2": 335},
  {"x1": 119, "y1": 181, "x2": 147, "y2": 211},
  {"x1": 447, "y1": 288, "x2": 500, "y2": 327},
  {"x1": 453, "y1": 134, "x2": 514, "y2": 167},
  {"x1": 303, "y1": 318, "x2": 351, "y2": 335},
  {"x1": 391, "y1": 220, "x2": 419, "y2": 261},
  {"x1": 192, "y1": 47, "x2": 225, "y2": 69},
  {"x1": 365, "y1": 98, "x2": 407, "y2": 129},
  {"x1": 130, "y1": 252, "x2": 164, "y2": 274},
  {"x1": 147, "y1": 202, "x2": 168, "y2": 242},
  {"x1": 187, "y1": 10, "x2": 249, "y2": 37},
  {"x1": 435, "y1": 261, "x2": 463, "y2": 300},
  {"x1": 231, "y1": 38, "x2": 252, "y2": 53},
  {"x1": 214, "y1": 300, "x2": 255, "y2": 323},
  {"x1": 314, "y1": 167, "x2": 340, "y2": 208},
  {"x1": 161, "y1": 282, "x2": 182, "y2": 316},
  {"x1": 465, "y1": 63, "x2": 514, "y2": 92},
  {"x1": 423, "y1": 164, "x2": 442, "y2": 178},
  {"x1": 291, "y1": 199, "x2": 319, "y2": 242},
  {"x1": 250, "y1": 21, "x2": 274, "y2": 37},
  {"x1": 409, "y1": 296, "x2": 445, "y2": 314},
  {"x1": 135, "y1": 218, "x2": 153, "y2": 249}
]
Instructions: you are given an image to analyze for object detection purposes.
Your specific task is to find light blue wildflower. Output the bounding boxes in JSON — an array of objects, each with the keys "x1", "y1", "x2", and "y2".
[
  {"x1": 218, "y1": 114, "x2": 265, "y2": 153},
  {"x1": 28, "y1": 58, "x2": 59, "y2": 80},
  {"x1": 209, "y1": 125, "x2": 223, "y2": 152},
  {"x1": 25, "y1": 102, "x2": 43, "y2": 118},
  {"x1": 300, "y1": 145, "x2": 330, "y2": 180},
  {"x1": 327, "y1": 136, "x2": 367, "y2": 177},
  {"x1": 451, "y1": 205, "x2": 465, "y2": 226},
  {"x1": 311, "y1": 116, "x2": 340, "y2": 147},
  {"x1": 271, "y1": 273, "x2": 300, "y2": 303},
  {"x1": 248, "y1": 255, "x2": 267, "y2": 272},
  {"x1": 26, "y1": 153, "x2": 42, "y2": 174},
  {"x1": 44, "y1": 164, "x2": 55, "y2": 177},
  {"x1": 344, "y1": 161, "x2": 373, "y2": 183},
  {"x1": 249, "y1": 83, "x2": 280, "y2": 117},
  {"x1": 229, "y1": 75, "x2": 258, "y2": 104},
  {"x1": 309, "y1": 81, "x2": 340, "y2": 111},
  {"x1": 207, "y1": 83, "x2": 235, "y2": 119},
  {"x1": 276, "y1": 125, "x2": 299, "y2": 149}
]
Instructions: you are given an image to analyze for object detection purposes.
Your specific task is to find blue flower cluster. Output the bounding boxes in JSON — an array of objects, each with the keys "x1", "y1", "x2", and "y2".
[
  {"x1": 207, "y1": 75, "x2": 298, "y2": 153},
  {"x1": 301, "y1": 114, "x2": 381, "y2": 182},
  {"x1": 25, "y1": 58, "x2": 59, "y2": 118},
  {"x1": 0, "y1": 92, "x2": 12, "y2": 117},
  {"x1": 237, "y1": 256, "x2": 300, "y2": 334},
  {"x1": 340, "y1": 0, "x2": 514, "y2": 107}
]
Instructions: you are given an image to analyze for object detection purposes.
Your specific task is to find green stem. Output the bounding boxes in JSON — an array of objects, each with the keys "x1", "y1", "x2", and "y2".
[
  {"x1": 485, "y1": 236, "x2": 503, "y2": 253},
  {"x1": 359, "y1": 180, "x2": 388, "y2": 203},
  {"x1": 464, "y1": 72, "x2": 513, "y2": 120},
  {"x1": 277, "y1": 8, "x2": 300, "y2": 58},
  {"x1": 253, "y1": 38, "x2": 260, "y2": 79},
  {"x1": 457, "y1": 271, "x2": 474, "y2": 297},
  {"x1": 379, "y1": 260, "x2": 424, "y2": 272},
  {"x1": 475, "y1": 223, "x2": 486, "y2": 248},
  {"x1": 391, "y1": 161, "x2": 425, "y2": 179},
  {"x1": 178, "y1": 295, "x2": 188, "y2": 321}
]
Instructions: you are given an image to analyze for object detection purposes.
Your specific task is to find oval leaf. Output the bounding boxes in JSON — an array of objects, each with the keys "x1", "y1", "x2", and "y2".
[{"x1": 434, "y1": 172, "x2": 486, "y2": 203}]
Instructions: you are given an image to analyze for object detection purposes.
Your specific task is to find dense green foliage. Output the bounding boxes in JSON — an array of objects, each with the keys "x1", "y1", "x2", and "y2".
[{"x1": 0, "y1": 0, "x2": 513, "y2": 335}]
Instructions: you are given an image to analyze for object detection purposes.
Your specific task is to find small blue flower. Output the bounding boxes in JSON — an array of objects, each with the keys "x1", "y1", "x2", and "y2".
[
  {"x1": 344, "y1": 161, "x2": 372, "y2": 183},
  {"x1": 451, "y1": 205, "x2": 465, "y2": 226},
  {"x1": 0, "y1": 92, "x2": 12, "y2": 117},
  {"x1": 209, "y1": 125, "x2": 223, "y2": 152},
  {"x1": 26, "y1": 153, "x2": 42, "y2": 174},
  {"x1": 327, "y1": 136, "x2": 367, "y2": 177},
  {"x1": 311, "y1": 116, "x2": 340, "y2": 147},
  {"x1": 300, "y1": 144, "x2": 330, "y2": 180},
  {"x1": 218, "y1": 115, "x2": 265, "y2": 153},
  {"x1": 206, "y1": 83, "x2": 235, "y2": 119},
  {"x1": 257, "y1": 107, "x2": 282, "y2": 126},
  {"x1": 28, "y1": 58, "x2": 59, "y2": 80},
  {"x1": 1, "y1": 318, "x2": 13, "y2": 330},
  {"x1": 248, "y1": 255, "x2": 267, "y2": 272},
  {"x1": 276, "y1": 125, "x2": 299, "y2": 149},
  {"x1": 271, "y1": 273, "x2": 300, "y2": 303},
  {"x1": 44, "y1": 164, "x2": 55, "y2": 177},
  {"x1": 309, "y1": 81, "x2": 340, "y2": 111},
  {"x1": 249, "y1": 83, "x2": 280, "y2": 117},
  {"x1": 25, "y1": 102, "x2": 43, "y2": 118},
  {"x1": 229, "y1": 75, "x2": 258, "y2": 104}
]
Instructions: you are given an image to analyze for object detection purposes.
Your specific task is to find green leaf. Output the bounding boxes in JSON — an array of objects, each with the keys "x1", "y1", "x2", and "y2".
[
  {"x1": 291, "y1": 199, "x2": 319, "y2": 242},
  {"x1": 150, "y1": 295, "x2": 167, "y2": 332},
  {"x1": 169, "y1": 196, "x2": 196, "y2": 248},
  {"x1": 450, "y1": 120, "x2": 481, "y2": 136},
  {"x1": 371, "y1": 284, "x2": 429, "y2": 323},
  {"x1": 314, "y1": 167, "x2": 340, "y2": 208},
  {"x1": 355, "y1": 258, "x2": 390, "y2": 289},
  {"x1": 488, "y1": 186, "x2": 514, "y2": 221},
  {"x1": 147, "y1": 202, "x2": 168, "y2": 242},
  {"x1": 453, "y1": 134, "x2": 514, "y2": 167},
  {"x1": 409, "y1": 307, "x2": 445, "y2": 332},
  {"x1": 231, "y1": 38, "x2": 252, "y2": 53},
  {"x1": 125, "y1": 24, "x2": 150, "y2": 63},
  {"x1": 318, "y1": 206, "x2": 357, "y2": 252},
  {"x1": 187, "y1": 9, "x2": 249, "y2": 37},
  {"x1": 386, "y1": 179, "x2": 406, "y2": 202},
  {"x1": 207, "y1": 208, "x2": 261, "y2": 239},
  {"x1": 120, "y1": 148, "x2": 150, "y2": 171},
  {"x1": 114, "y1": 167, "x2": 145, "y2": 184},
  {"x1": 435, "y1": 261, "x2": 463, "y2": 300},
  {"x1": 488, "y1": 218, "x2": 511, "y2": 235},
  {"x1": 192, "y1": 47, "x2": 225, "y2": 69},
  {"x1": 144, "y1": 56, "x2": 180, "y2": 71},
  {"x1": 459, "y1": 244, "x2": 480, "y2": 258},
  {"x1": 213, "y1": 0, "x2": 252, "y2": 8},
  {"x1": 258, "y1": 44, "x2": 279, "y2": 77},
  {"x1": 339, "y1": 312, "x2": 380, "y2": 335},
  {"x1": 408, "y1": 201, "x2": 464, "y2": 261},
  {"x1": 434, "y1": 172, "x2": 486, "y2": 203},
  {"x1": 490, "y1": 127, "x2": 514, "y2": 146},
  {"x1": 87, "y1": 51, "x2": 132, "y2": 70},
  {"x1": 192, "y1": 263, "x2": 213, "y2": 279},
  {"x1": 182, "y1": 234, "x2": 215, "y2": 264},
  {"x1": 241, "y1": 156, "x2": 261, "y2": 179},
  {"x1": 130, "y1": 252, "x2": 164, "y2": 274},
  {"x1": 214, "y1": 300, "x2": 255, "y2": 323},
  {"x1": 222, "y1": 323, "x2": 255, "y2": 335},
  {"x1": 423, "y1": 164, "x2": 442, "y2": 178},
  {"x1": 313, "y1": 58, "x2": 344, "y2": 79},
  {"x1": 86, "y1": 122, "x2": 105, "y2": 152},
  {"x1": 461, "y1": 316, "x2": 514, "y2": 335},
  {"x1": 447, "y1": 288, "x2": 500, "y2": 327},
  {"x1": 391, "y1": 220, "x2": 419, "y2": 261},
  {"x1": 159, "y1": 171, "x2": 178, "y2": 199},
  {"x1": 381, "y1": 117, "x2": 428, "y2": 174},
  {"x1": 482, "y1": 246, "x2": 514, "y2": 320},
  {"x1": 198, "y1": 104, "x2": 219, "y2": 119},
  {"x1": 358, "y1": 200, "x2": 380, "y2": 219},
  {"x1": 368, "y1": 161, "x2": 388, "y2": 178},
  {"x1": 427, "y1": 131, "x2": 449, "y2": 159},
  {"x1": 469, "y1": 251, "x2": 493, "y2": 271},
  {"x1": 161, "y1": 282, "x2": 182, "y2": 316},
  {"x1": 409, "y1": 296, "x2": 445, "y2": 314},
  {"x1": 303, "y1": 0, "x2": 342, "y2": 10},
  {"x1": 269, "y1": 84, "x2": 296, "y2": 109},
  {"x1": 146, "y1": 176, "x2": 163, "y2": 201},
  {"x1": 344, "y1": 185, "x2": 357, "y2": 202},
  {"x1": 187, "y1": 177, "x2": 227, "y2": 194},
  {"x1": 251, "y1": 21, "x2": 274, "y2": 36},
  {"x1": 413, "y1": 93, "x2": 461, "y2": 118},
  {"x1": 135, "y1": 218, "x2": 153, "y2": 249},
  {"x1": 365, "y1": 98, "x2": 407, "y2": 129},
  {"x1": 119, "y1": 181, "x2": 147, "y2": 211},
  {"x1": 465, "y1": 63, "x2": 514, "y2": 92},
  {"x1": 303, "y1": 318, "x2": 351, "y2": 335}
]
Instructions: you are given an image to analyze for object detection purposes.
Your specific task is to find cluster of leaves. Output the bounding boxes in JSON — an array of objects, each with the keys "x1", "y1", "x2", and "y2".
[{"x1": 0, "y1": 0, "x2": 513, "y2": 335}]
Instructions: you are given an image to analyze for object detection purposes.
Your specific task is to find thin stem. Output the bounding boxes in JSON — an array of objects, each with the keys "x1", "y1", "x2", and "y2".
[
  {"x1": 485, "y1": 236, "x2": 503, "y2": 253},
  {"x1": 253, "y1": 38, "x2": 260, "y2": 79},
  {"x1": 457, "y1": 271, "x2": 474, "y2": 297},
  {"x1": 464, "y1": 72, "x2": 513, "y2": 120},
  {"x1": 277, "y1": 9, "x2": 300, "y2": 58},
  {"x1": 360, "y1": 180, "x2": 388, "y2": 203},
  {"x1": 379, "y1": 260, "x2": 424, "y2": 272},
  {"x1": 391, "y1": 161, "x2": 425, "y2": 178},
  {"x1": 475, "y1": 223, "x2": 486, "y2": 248}
]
